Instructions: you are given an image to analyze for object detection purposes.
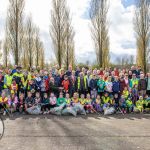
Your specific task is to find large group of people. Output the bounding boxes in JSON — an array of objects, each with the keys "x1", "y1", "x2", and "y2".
[{"x1": 0, "y1": 65, "x2": 150, "y2": 116}]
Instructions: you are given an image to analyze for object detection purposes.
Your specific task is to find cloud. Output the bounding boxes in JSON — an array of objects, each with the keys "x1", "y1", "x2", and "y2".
[
  {"x1": 108, "y1": 0, "x2": 136, "y2": 57},
  {"x1": 0, "y1": 0, "x2": 137, "y2": 64}
]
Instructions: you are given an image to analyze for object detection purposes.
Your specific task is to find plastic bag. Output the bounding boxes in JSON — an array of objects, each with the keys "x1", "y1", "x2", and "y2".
[
  {"x1": 104, "y1": 107, "x2": 115, "y2": 115},
  {"x1": 50, "y1": 103, "x2": 66, "y2": 115},
  {"x1": 73, "y1": 103, "x2": 86, "y2": 115},
  {"x1": 62, "y1": 107, "x2": 77, "y2": 117},
  {"x1": 26, "y1": 105, "x2": 41, "y2": 115}
]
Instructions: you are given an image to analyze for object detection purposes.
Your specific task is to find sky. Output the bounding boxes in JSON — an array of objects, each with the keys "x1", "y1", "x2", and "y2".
[{"x1": 0, "y1": 0, "x2": 136, "y2": 64}]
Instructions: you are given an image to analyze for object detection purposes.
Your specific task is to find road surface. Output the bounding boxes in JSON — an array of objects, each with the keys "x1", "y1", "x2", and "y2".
[{"x1": 0, "y1": 114, "x2": 150, "y2": 150}]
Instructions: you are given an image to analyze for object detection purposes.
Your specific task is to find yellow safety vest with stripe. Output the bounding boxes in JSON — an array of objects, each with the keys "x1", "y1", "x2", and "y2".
[
  {"x1": 13, "y1": 72, "x2": 24, "y2": 79},
  {"x1": 21, "y1": 74, "x2": 32, "y2": 88},
  {"x1": 77, "y1": 76, "x2": 87, "y2": 90},
  {"x1": 4, "y1": 75, "x2": 13, "y2": 88}
]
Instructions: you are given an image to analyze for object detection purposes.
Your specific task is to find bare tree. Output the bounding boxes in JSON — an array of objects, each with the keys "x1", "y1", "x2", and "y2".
[
  {"x1": 24, "y1": 15, "x2": 35, "y2": 68},
  {"x1": 134, "y1": 0, "x2": 150, "y2": 73},
  {"x1": 50, "y1": 0, "x2": 67, "y2": 68},
  {"x1": 34, "y1": 27, "x2": 45, "y2": 69},
  {"x1": 89, "y1": 0, "x2": 110, "y2": 68},
  {"x1": 6, "y1": 0, "x2": 25, "y2": 65},
  {"x1": 3, "y1": 19, "x2": 10, "y2": 67},
  {"x1": 3, "y1": 37, "x2": 10, "y2": 67},
  {"x1": 39, "y1": 45, "x2": 45, "y2": 69},
  {"x1": 64, "y1": 6, "x2": 75, "y2": 69}
]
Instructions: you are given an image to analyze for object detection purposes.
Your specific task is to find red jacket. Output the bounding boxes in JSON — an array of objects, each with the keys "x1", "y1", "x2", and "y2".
[{"x1": 62, "y1": 80, "x2": 70, "y2": 92}]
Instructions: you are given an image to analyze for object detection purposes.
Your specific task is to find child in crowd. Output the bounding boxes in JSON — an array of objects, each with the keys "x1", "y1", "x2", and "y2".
[
  {"x1": 57, "y1": 92, "x2": 66, "y2": 106},
  {"x1": 65, "y1": 93, "x2": 71, "y2": 106},
  {"x1": 105, "y1": 76, "x2": 113, "y2": 95},
  {"x1": 28, "y1": 79, "x2": 36, "y2": 97},
  {"x1": 143, "y1": 95, "x2": 150, "y2": 111},
  {"x1": 34, "y1": 92, "x2": 41, "y2": 105},
  {"x1": 97, "y1": 75, "x2": 105, "y2": 96},
  {"x1": 135, "y1": 96, "x2": 144, "y2": 113},
  {"x1": 119, "y1": 95, "x2": 126, "y2": 114},
  {"x1": 126, "y1": 97, "x2": 134, "y2": 113},
  {"x1": 122, "y1": 87, "x2": 129, "y2": 99},
  {"x1": 93, "y1": 95, "x2": 102, "y2": 112},
  {"x1": 132, "y1": 85, "x2": 139, "y2": 105},
  {"x1": 62, "y1": 75, "x2": 70, "y2": 94},
  {"x1": 72, "y1": 93, "x2": 79, "y2": 104},
  {"x1": 0, "y1": 91, "x2": 8, "y2": 115},
  {"x1": 113, "y1": 93, "x2": 119, "y2": 109},
  {"x1": 41, "y1": 93, "x2": 50, "y2": 114},
  {"x1": 49, "y1": 92, "x2": 57, "y2": 108},
  {"x1": 8, "y1": 92, "x2": 18, "y2": 113},
  {"x1": 79, "y1": 94, "x2": 86, "y2": 105},
  {"x1": 18, "y1": 93, "x2": 25, "y2": 113},
  {"x1": 84, "y1": 94, "x2": 93, "y2": 113},
  {"x1": 25, "y1": 92, "x2": 35, "y2": 112},
  {"x1": 102, "y1": 92, "x2": 111, "y2": 110},
  {"x1": 11, "y1": 79, "x2": 18, "y2": 95},
  {"x1": 40, "y1": 78, "x2": 46, "y2": 99}
]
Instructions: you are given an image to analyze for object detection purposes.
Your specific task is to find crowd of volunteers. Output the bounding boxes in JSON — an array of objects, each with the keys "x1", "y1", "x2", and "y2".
[{"x1": 0, "y1": 65, "x2": 150, "y2": 116}]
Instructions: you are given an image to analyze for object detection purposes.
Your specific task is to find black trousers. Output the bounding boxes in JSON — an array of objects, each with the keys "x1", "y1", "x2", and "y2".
[
  {"x1": 146, "y1": 90, "x2": 150, "y2": 96},
  {"x1": 41, "y1": 104, "x2": 56, "y2": 111}
]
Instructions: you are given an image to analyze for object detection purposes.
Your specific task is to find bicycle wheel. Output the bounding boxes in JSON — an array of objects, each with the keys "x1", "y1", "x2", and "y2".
[{"x1": 0, "y1": 116, "x2": 4, "y2": 139}]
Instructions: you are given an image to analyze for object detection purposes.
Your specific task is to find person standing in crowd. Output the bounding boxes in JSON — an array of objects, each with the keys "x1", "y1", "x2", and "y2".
[
  {"x1": 35, "y1": 73, "x2": 42, "y2": 92},
  {"x1": 0, "y1": 70, "x2": 4, "y2": 95},
  {"x1": 12, "y1": 65, "x2": 17, "y2": 74},
  {"x1": 130, "y1": 74, "x2": 139, "y2": 88},
  {"x1": 76, "y1": 72, "x2": 88, "y2": 96},
  {"x1": 21, "y1": 71, "x2": 31, "y2": 97},
  {"x1": 89, "y1": 74, "x2": 97, "y2": 98},
  {"x1": 49, "y1": 77, "x2": 59, "y2": 97},
  {"x1": 128, "y1": 70, "x2": 133, "y2": 79},
  {"x1": 146, "y1": 73, "x2": 150, "y2": 96},
  {"x1": 69, "y1": 70, "x2": 76, "y2": 97},
  {"x1": 97, "y1": 75, "x2": 105, "y2": 96},
  {"x1": 105, "y1": 76, "x2": 113, "y2": 95},
  {"x1": 124, "y1": 73, "x2": 130, "y2": 88},
  {"x1": 119, "y1": 77, "x2": 126, "y2": 94},
  {"x1": 66, "y1": 66, "x2": 72, "y2": 77},
  {"x1": 54, "y1": 70, "x2": 61, "y2": 87},
  {"x1": 75, "y1": 66, "x2": 80, "y2": 77},
  {"x1": 4, "y1": 69, "x2": 12, "y2": 95},
  {"x1": 86, "y1": 70, "x2": 92, "y2": 93},
  {"x1": 114, "y1": 68, "x2": 119, "y2": 77},
  {"x1": 112, "y1": 76, "x2": 120, "y2": 96},
  {"x1": 62, "y1": 75, "x2": 70, "y2": 94},
  {"x1": 138, "y1": 74, "x2": 147, "y2": 96},
  {"x1": 12, "y1": 66, "x2": 24, "y2": 97}
]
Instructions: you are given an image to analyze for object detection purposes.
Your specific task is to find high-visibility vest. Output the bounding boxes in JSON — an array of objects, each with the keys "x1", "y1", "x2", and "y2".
[
  {"x1": 79, "y1": 98, "x2": 86, "y2": 105},
  {"x1": 102, "y1": 96, "x2": 110, "y2": 104},
  {"x1": 4, "y1": 75, "x2": 13, "y2": 88},
  {"x1": 0, "y1": 97, "x2": 8, "y2": 103},
  {"x1": 77, "y1": 76, "x2": 87, "y2": 90},
  {"x1": 21, "y1": 74, "x2": 31, "y2": 88},
  {"x1": 13, "y1": 72, "x2": 23, "y2": 78},
  {"x1": 130, "y1": 79, "x2": 138, "y2": 88}
]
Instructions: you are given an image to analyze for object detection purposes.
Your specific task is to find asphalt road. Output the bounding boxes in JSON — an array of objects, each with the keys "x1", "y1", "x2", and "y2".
[{"x1": 0, "y1": 114, "x2": 150, "y2": 150}]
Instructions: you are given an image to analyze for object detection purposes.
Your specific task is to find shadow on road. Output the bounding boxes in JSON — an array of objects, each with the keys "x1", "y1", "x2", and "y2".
[{"x1": 1, "y1": 113, "x2": 150, "y2": 121}]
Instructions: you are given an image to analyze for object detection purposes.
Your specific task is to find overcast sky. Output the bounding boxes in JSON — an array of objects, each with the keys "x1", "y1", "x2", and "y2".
[{"x1": 0, "y1": 0, "x2": 136, "y2": 64}]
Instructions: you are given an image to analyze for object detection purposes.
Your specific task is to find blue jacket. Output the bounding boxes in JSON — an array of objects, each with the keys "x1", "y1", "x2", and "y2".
[
  {"x1": 54, "y1": 75, "x2": 61, "y2": 87},
  {"x1": 89, "y1": 79, "x2": 97, "y2": 90},
  {"x1": 112, "y1": 81, "x2": 120, "y2": 92}
]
